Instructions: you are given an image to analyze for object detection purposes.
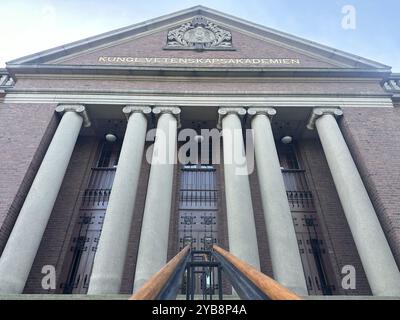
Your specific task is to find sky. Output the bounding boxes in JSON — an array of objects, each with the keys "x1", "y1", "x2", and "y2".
[{"x1": 0, "y1": 0, "x2": 399, "y2": 71}]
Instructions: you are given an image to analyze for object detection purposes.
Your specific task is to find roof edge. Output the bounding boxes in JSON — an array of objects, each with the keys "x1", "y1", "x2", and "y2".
[
  {"x1": 6, "y1": 5, "x2": 390, "y2": 70},
  {"x1": 6, "y1": 63, "x2": 392, "y2": 79}
]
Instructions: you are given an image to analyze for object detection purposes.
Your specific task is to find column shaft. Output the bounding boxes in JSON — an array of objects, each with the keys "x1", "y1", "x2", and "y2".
[
  {"x1": 133, "y1": 108, "x2": 179, "y2": 291},
  {"x1": 250, "y1": 109, "x2": 308, "y2": 295},
  {"x1": 315, "y1": 112, "x2": 400, "y2": 296},
  {"x1": 88, "y1": 106, "x2": 150, "y2": 294},
  {"x1": 0, "y1": 107, "x2": 85, "y2": 293},
  {"x1": 219, "y1": 109, "x2": 261, "y2": 270}
]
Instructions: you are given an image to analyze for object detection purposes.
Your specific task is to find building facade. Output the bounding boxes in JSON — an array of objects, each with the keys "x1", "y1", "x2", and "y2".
[{"x1": 0, "y1": 6, "x2": 400, "y2": 298}]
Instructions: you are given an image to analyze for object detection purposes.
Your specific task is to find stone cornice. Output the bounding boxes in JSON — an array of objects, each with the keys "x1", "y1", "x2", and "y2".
[
  {"x1": 55, "y1": 104, "x2": 91, "y2": 127},
  {"x1": 306, "y1": 107, "x2": 343, "y2": 130},
  {"x1": 4, "y1": 92, "x2": 394, "y2": 108},
  {"x1": 5, "y1": 64, "x2": 392, "y2": 80}
]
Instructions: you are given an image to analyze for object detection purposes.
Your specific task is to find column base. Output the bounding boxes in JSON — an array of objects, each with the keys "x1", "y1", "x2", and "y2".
[
  {"x1": 0, "y1": 276, "x2": 26, "y2": 294},
  {"x1": 87, "y1": 276, "x2": 122, "y2": 295}
]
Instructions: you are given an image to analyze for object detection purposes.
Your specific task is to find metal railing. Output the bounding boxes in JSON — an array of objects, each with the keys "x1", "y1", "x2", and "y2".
[{"x1": 130, "y1": 245, "x2": 302, "y2": 300}]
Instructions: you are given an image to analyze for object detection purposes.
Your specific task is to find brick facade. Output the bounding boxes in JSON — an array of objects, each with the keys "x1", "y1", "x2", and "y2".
[
  {"x1": 0, "y1": 103, "x2": 57, "y2": 255},
  {"x1": 340, "y1": 107, "x2": 400, "y2": 268}
]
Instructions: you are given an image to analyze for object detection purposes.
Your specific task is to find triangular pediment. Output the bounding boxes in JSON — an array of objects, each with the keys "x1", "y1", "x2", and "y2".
[
  {"x1": 48, "y1": 22, "x2": 344, "y2": 69},
  {"x1": 7, "y1": 6, "x2": 390, "y2": 71}
]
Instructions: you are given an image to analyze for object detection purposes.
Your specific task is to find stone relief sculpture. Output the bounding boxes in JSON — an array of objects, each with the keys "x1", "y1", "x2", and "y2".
[{"x1": 165, "y1": 16, "x2": 234, "y2": 50}]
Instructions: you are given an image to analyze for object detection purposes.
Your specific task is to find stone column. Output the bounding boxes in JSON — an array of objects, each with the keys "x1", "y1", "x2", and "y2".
[
  {"x1": 88, "y1": 106, "x2": 151, "y2": 294},
  {"x1": 0, "y1": 105, "x2": 90, "y2": 294},
  {"x1": 133, "y1": 106, "x2": 180, "y2": 291},
  {"x1": 307, "y1": 108, "x2": 400, "y2": 296},
  {"x1": 217, "y1": 107, "x2": 261, "y2": 270},
  {"x1": 248, "y1": 107, "x2": 308, "y2": 295}
]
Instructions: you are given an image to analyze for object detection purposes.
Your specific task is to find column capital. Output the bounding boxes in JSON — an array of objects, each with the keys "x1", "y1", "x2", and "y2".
[
  {"x1": 55, "y1": 104, "x2": 91, "y2": 127},
  {"x1": 153, "y1": 106, "x2": 181, "y2": 127},
  {"x1": 217, "y1": 107, "x2": 246, "y2": 129},
  {"x1": 123, "y1": 105, "x2": 152, "y2": 120},
  {"x1": 306, "y1": 107, "x2": 343, "y2": 130},
  {"x1": 247, "y1": 107, "x2": 277, "y2": 119}
]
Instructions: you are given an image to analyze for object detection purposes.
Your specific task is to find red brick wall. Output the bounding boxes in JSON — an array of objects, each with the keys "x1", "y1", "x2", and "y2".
[
  {"x1": 0, "y1": 103, "x2": 57, "y2": 255},
  {"x1": 249, "y1": 161, "x2": 273, "y2": 277},
  {"x1": 340, "y1": 107, "x2": 400, "y2": 268}
]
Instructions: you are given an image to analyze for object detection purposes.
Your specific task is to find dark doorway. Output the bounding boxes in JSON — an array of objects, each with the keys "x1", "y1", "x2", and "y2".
[
  {"x1": 277, "y1": 143, "x2": 336, "y2": 295},
  {"x1": 62, "y1": 141, "x2": 120, "y2": 294}
]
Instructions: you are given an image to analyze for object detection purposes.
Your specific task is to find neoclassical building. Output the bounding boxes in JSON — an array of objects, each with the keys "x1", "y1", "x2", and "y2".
[{"x1": 0, "y1": 6, "x2": 400, "y2": 299}]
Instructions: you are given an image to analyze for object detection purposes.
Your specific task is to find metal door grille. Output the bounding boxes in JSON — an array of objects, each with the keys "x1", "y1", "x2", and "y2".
[
  {"x1": 279, "y1": 144, "x2": 336, "y2": 295},
  {"x1": 63, "y1": 142, "x2": 119, "y2": 294},
  {"x1": 178, "y1": 165, "x2": 219, "y2": 294},
  {"x1": 178, "y1": 165, "x2": 219, "y2": 251}
]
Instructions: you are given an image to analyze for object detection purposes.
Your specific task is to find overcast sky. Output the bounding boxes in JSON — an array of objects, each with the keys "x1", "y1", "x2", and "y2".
[{"x1": 1, "y1": 0, "x2": 399, "y2": 71}]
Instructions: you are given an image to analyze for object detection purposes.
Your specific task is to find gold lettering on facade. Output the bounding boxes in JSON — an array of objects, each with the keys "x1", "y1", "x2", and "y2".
[{"x1": 97, "y1": 56, "x2": 302, "y2": 66}]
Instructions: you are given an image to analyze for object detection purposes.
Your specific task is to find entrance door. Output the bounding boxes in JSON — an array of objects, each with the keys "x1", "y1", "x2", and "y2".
[
  {"x1": 278, "y1": 143, "x2": 336, "y2": 295},
  {"x1": 178, "y1": 165, "x2": 218, "y2": 251},
  {"x1": 62, "y1": 142, "x2": 119, "y2": 294},
  {"x1": 178, "y1": 164, "x2": 219, "y2": 294},
  {"x1": 292, "y1": 211, "x2": 333, "y2": 295},
  {"x1": 64, "y1": 208, "x2": 105, "y2": 293}
]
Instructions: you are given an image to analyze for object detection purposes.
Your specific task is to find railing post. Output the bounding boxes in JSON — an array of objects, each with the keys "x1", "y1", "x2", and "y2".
[
  {"x1": 185, "y1": 266, "x2": 190, "y2": 300},
  {"x1": 218, "y1": 265, "x2": 223, "y2": 300}
]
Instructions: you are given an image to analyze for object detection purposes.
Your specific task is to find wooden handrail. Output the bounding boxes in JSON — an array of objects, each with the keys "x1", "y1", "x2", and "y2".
[
  {"x1": 129, "y1": 245, "x2": 190, "y2": 300},
  {"x1": 213, "y1": 245, "x2": 302, "y2": 300}
]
